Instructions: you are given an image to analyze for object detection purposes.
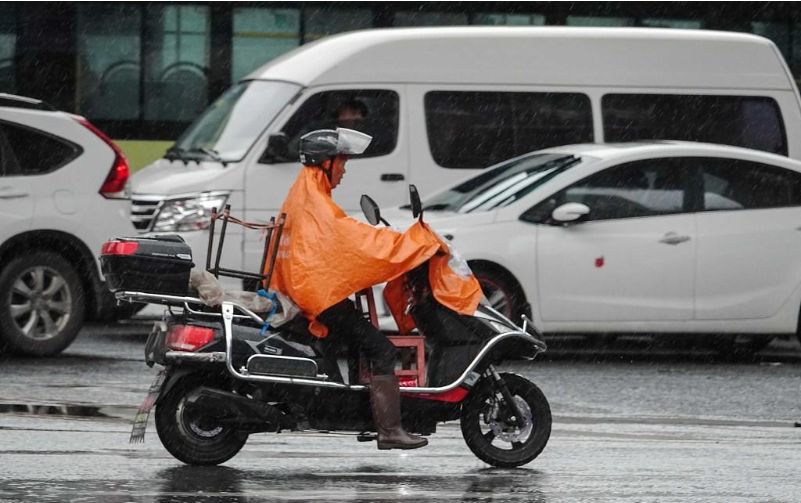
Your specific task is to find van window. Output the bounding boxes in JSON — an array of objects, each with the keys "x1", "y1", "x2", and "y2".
[
  {"x1": 424, "y1": 91, "x2": 593, "y2": 170},
  {"x1": 280, "y1": 90, "x2": 399, "y2": 160},
  {"x1": 602, "y1": 94, "x2": 787, "y2": 155}
]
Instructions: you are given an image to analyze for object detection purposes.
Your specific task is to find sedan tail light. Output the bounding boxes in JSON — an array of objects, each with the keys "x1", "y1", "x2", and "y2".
[
  {"x1": 76, "y1": 118, "x2": 130, "y2": 199},
  {"x1": 166, "y1": 325, "x2": 216, "y2": 351}
]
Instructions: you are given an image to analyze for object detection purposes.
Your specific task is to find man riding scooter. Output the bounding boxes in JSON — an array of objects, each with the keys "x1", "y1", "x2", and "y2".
[{"x1": 266, "y1": 128, "x2": 482, "y2": 450}]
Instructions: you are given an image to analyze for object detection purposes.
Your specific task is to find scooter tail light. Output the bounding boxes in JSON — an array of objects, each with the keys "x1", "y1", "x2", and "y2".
[{"x1": 166, "y1": 325, "x2": 216, "y2": 351}]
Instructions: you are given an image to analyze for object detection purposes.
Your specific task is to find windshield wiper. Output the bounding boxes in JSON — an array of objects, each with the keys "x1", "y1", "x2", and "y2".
[
  {"x1": 164, "y1": 145, "x2": 189, "y2": 164},
  {"x1": 188, "y1": 147, "x2": 228, "y2": 167}
]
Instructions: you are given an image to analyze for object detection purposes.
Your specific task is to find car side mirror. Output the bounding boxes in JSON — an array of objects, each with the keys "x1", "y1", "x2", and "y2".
[
  {"x1": 409, "y1": 184, "x2": 422, "y2": 220},
  {"x1": 551, "y1": 202, "x2": 590, "y2": 224},
  {"x1": 360, "y1": 194, "x2": 381, "y2": 226},
  {"x1": 258, "y1": 133, "x2": 291, "y2": 164}
]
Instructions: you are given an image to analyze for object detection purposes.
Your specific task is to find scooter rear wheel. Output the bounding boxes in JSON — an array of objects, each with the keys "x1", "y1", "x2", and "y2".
[
  {"x1": 155, "y1": 373, "x2": 248, "y2": 465},
  {"x1": 460, "y1": 372, "x2": 551, "y2": 468}
]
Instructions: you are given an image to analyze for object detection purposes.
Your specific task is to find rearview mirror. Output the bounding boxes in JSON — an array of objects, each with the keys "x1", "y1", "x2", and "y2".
[
  {"x1": 551, "y1": 202, "x2": 590, "y2": 224},
  {"x1": 409, "y1": 184, "x2": 422, "y2": 219},
  {"x1": 360, "y1": 194, "x2": 381, "y2": 226},
  {"x1": 258, "y1": 133, "x2": 291, "y2": 164}
]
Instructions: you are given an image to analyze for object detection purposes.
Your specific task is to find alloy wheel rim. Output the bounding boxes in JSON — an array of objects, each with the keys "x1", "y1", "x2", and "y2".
[{"x1": 9, "y1": 266, "x2": 72, "y2": 341}]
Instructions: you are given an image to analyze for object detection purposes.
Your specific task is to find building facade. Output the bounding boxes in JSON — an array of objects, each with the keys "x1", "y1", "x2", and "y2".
[{"x1": 1, "y1": 2, "x2": 800, "y2": 166}]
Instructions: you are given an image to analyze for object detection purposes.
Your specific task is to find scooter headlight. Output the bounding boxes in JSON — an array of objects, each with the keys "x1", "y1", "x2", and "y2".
[{"x1": 152, "y1": 191, "x2": 230, "y2": 232}]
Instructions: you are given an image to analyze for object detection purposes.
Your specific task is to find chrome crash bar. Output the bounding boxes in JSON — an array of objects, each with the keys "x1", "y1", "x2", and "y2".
[{"x1": 220, "y1": 302, "x2": 546, "y2": 394}]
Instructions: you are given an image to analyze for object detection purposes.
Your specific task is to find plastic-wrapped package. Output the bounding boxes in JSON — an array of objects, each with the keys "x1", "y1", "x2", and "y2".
[{"x1": 188, "y1": 268, "x2": 298, "y2": 326}]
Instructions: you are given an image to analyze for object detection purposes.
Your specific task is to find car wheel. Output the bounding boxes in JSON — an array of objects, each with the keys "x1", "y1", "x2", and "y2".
[
  {"x1": 472, "y1": 266, "x2": 528, "y2": 322},
  {"x1": 0, "y1": 252, "x2": 85, "y2": 356}
]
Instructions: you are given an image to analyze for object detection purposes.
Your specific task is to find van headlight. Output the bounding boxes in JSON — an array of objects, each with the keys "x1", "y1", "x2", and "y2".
[{"x1": 152, "y1": 191, "x2": 230, "y2": 232}]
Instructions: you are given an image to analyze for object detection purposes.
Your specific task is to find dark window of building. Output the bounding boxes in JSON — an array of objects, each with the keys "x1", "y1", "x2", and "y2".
[
  {"x1": 602, "y1": 94, "x2": 787, "y2": 155},
  {"x1": 0, "y1": 122, "x2": 81, "y2": 176},
  {"x1": 699, "y1": 158, "x2": 801, "y2": 211},
  {"x1": 77, "y1": 5, "x2": 142, "y2": 121},
  {"x1": 0, "y1": 4, "x2": 16, "y2": 93},
  {"x1": 425, "y1": 91, "x2": 593, "y2": 170},
  {"x1": 144, "y1": 5, "x2": 210, "y2": 122},
  {"x1": 304, "y1": 6, "x2": 373, "y2": 42},
  {"x1": 523, "y1": 158, "x2": 688, "y2": 223},
  {"x1": 280, "y1": 89, "x2": 399, "y2": 160},
  {"x1": 566, "y1": 16, "x2": 634, "y2": 26},
  {"x1": 232, "y1": 7, "x2": 300, "y2": 82},
  {"x1": 473, "y1": 13, "x2": 545, "y2": 25},
  {"x1": 393, "y1": 11, "x2": 468, "y2": 26},
  {"x1": 640, "y1": 18, "x2": 703, "y2": 29}
]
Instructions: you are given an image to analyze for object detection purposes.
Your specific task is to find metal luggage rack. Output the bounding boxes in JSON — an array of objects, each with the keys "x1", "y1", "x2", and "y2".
[
  {"x1": 115, "y1": 204, "x2": 286, "y2": 325},
  {"x1": 206, "y1": 204, "x2": 286, "y2": 290}
]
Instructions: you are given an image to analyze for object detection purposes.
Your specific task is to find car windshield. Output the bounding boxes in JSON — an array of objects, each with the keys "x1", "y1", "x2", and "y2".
[
  {"x1": 170, "y1": 80, "x2": 300, "y2": 163},
  {"x1": 421, "y1": 153, "x2": 581, "y2": 213}
]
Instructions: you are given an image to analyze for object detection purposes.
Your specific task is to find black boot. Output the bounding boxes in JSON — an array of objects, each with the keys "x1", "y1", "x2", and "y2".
[{"x1": 369, "y1": 374, "x2": 428, "y2": 450}]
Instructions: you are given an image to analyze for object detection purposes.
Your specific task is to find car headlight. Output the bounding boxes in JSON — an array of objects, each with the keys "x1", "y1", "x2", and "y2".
[{"x1": 152, "y1": 191, "x2": 230, "y2": 232}]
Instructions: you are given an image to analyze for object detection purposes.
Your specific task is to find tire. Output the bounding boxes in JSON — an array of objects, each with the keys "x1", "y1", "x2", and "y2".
[
  {"x1": 0, "y1": 252, "x2": 85, "y2": 356},
  {"x1": 155, "y1": 374, "x2": 248, "y2": 466},
  {"x1": 472, "y1": 266, "x2": 528, "y2": 322},
  {"x1": 460, "y1": 373, "x2": 551, "y2": 468}
]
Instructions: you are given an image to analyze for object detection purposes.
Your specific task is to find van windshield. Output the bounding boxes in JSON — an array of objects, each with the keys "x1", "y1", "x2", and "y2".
[
  {"x1": 421, "y1": 153, "x2": 581, "y2": 213},
  {"x1": 170, "y1": 80, "x2": 300, "y2": 163}
]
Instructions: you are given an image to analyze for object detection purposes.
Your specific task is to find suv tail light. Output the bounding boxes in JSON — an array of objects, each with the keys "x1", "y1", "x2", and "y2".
[
  {"x1": 77, "y1": 118, "x2": 130, "y2": 199},
  {"x1": 166, "y1": 325, "x2": 216, "y2": 351},
  {"x1": 101, "y1": 240, "x2": 139, "y2": 256}
]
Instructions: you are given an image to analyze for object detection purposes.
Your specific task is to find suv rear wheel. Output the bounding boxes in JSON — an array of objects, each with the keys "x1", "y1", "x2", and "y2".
[{"x1": 0, "y1": 252, "x2": 85, "y2": 356}]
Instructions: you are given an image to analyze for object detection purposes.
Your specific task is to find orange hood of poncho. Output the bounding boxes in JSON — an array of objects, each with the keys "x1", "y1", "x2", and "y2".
[{"x1": 267, "y1": 167, "x2": 482, "y2": 337}]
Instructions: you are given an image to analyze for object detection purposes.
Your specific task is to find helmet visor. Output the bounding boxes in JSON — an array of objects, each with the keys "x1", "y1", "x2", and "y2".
[{"x1": 335, "y1": 128, "x2": 372, "y2": 155}]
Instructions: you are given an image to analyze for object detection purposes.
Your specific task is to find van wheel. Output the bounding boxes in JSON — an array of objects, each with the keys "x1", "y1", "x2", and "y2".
[
  {"x1": 472, "y1": 266, "x2": 528, "y2": 322},
  {"x1": 0, "y1": 252, "x2": 85, "y2": 356}
]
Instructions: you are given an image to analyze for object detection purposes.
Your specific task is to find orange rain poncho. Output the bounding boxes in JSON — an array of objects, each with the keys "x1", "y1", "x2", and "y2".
[{"x1": 266, "y1": 166, "x2": 482, "y2": 337}]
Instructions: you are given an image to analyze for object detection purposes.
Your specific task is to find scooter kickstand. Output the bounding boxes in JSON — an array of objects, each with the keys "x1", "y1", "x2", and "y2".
[{"x1": 356, "y1": 432, "x2": 377, "y2": 442}]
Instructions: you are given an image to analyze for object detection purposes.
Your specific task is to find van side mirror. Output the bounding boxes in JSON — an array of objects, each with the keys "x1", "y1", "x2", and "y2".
[
  {"x1": 409, "y1": 184, "x2": 422, "y2": 219},
  {"x1": 360, "y1": 194, "x2": 381, "y2": 226},
  {"x1": 551, "y1": 202, "x2": 590, "y2": 224},
  {"x1": 258, "y1": 133, "x2": 291, "y2": 164}
]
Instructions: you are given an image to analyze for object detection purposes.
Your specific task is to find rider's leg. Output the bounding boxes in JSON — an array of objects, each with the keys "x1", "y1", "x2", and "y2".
[{"x1": 317, "y1": 300, "x2": 428, "y2": 449}]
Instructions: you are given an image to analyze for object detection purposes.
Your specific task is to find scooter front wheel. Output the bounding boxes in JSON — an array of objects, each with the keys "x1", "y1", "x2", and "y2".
[
  {"x1": 460, "y1": 372, "x2": 551, "y2": 468},
  {"x1": 155, "y1": 373, "x2": 248, "y2": 465}
]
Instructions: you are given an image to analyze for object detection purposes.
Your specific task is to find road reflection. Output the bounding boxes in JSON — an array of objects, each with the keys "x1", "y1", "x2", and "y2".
[{"x1": 153, "y1": 465, "x2": 547, "y2": 502}]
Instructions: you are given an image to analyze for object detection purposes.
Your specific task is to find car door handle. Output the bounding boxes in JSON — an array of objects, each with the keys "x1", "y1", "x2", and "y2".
[
  {"x1": 659, "y1": 232, "x2": 691, "y2": 245},
  {"x1": 0, "y1": 187, "x2": 29, "y2": 199},
  {"x1": 380, "y1": 173, "x2": 405, "y2": 182}
]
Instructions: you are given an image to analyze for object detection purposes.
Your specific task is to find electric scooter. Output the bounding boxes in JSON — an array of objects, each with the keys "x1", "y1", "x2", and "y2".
[{"x1": 111, "y1": 186, "x2": 551, "y2": 468}]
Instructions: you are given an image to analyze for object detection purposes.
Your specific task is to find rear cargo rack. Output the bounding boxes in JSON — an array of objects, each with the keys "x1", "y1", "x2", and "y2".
[{"x1": 206, "y1": 204, "x2": 286, "y2": 289}]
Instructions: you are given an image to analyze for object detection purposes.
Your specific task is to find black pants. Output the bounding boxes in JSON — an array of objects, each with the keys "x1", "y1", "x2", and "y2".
[{"x1": 316, "y1": 299, "x2": 397, "y2": 376}]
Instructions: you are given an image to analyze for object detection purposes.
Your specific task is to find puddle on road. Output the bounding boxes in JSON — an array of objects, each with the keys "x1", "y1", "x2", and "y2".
[{"x1": 0, "y1": 403, "x2": 108, "y2": 418}]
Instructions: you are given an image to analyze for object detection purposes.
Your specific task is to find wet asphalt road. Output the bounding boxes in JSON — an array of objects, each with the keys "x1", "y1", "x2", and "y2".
[{"x1": 1, "y1": 322, "x2": 801, "y2": 502}]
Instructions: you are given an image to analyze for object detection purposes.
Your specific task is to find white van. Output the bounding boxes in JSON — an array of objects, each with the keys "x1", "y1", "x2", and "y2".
[{"x1": 130, "y1": 27, "x2": 801, "y2": 284}]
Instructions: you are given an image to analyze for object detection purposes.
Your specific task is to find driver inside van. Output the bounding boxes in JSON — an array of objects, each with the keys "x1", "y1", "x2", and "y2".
[{"x1": 267, "y1": 127, "x2": 444, "y2": 450}]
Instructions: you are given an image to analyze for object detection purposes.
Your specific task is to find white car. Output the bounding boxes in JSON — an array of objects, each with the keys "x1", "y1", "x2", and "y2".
[
  {"x1": 384, "y1": 141, "x2": 801, "y2": 353},
  {"x1": 0, "y1": 94, "x2": 133, "y2": 356}
]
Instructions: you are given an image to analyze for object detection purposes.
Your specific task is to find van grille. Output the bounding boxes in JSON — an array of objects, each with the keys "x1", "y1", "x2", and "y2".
[{"x1": 131, "y1": 196, "x2": 162, "y2": 231}]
